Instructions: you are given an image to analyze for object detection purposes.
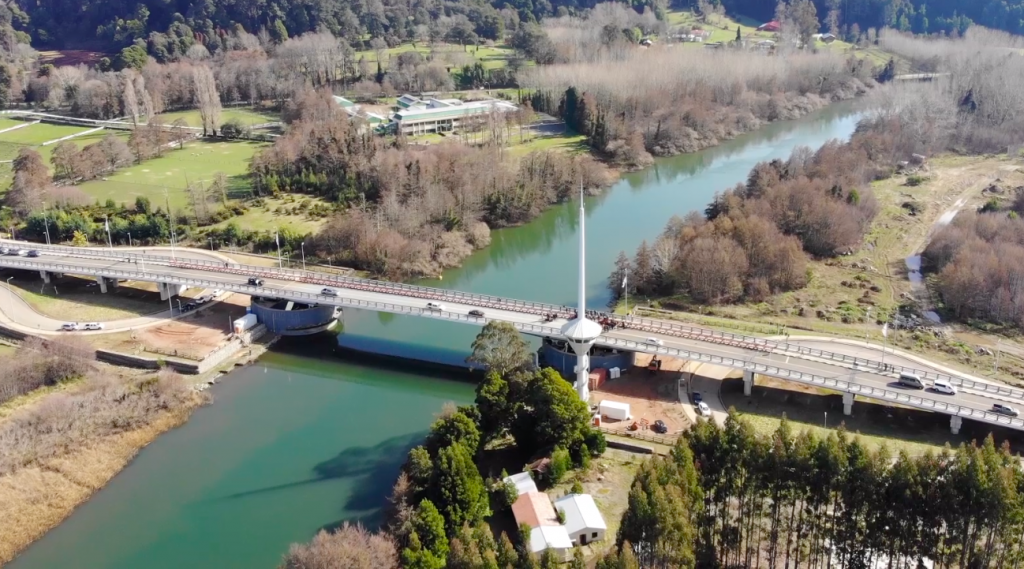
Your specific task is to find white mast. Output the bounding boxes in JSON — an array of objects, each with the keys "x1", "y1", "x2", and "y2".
[{"x1": 560, "y1": 182, "x2": 602, "y2": 402}]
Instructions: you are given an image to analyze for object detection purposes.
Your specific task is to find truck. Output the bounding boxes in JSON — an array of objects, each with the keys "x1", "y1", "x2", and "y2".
[
  {"x1": 599, "y1": 400, "x2": 631, "y2": 422},
  {"x1": 233, "y1": 314, "x2": 258, "y2": 335}
]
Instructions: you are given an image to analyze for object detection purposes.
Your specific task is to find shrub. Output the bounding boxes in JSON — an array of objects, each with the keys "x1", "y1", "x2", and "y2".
[
  {"x1": 905, "y1": 174, "x2": 927, "y2": 187},
  {"x1": 549, "y1": 446, "x2": 571, "y2": 483},
  {"x1": 584, "y1": 429, "x2": 607, "y2": 456}
]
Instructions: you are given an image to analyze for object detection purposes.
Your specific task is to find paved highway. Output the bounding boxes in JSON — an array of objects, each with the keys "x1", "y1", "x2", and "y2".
[{"x1": 0, "y1": 241, "x2": 1020, "y2": 433}]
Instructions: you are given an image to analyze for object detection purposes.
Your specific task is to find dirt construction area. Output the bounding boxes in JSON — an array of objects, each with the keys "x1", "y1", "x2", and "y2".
[
  {"x1": 591, "y1": 353, "x2": 692, "y2": 436},
  {"x1": 91, "y1": 294, "x2": 249, "y2": 361}
]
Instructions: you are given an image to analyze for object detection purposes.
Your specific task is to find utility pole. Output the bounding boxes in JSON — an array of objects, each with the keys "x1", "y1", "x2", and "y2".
[
  {"x1": 164, "y1": 189, "x2": 176, "y2": 259},
  {"x1": 301, "y1": 241, "x2": 306, "y2": 271},
  {"x1": 42, "y1": 202, "x2": 51, "y2": 245},
  {"x1": 104, "y1": 214, "x2": 113, "y2": 248}
]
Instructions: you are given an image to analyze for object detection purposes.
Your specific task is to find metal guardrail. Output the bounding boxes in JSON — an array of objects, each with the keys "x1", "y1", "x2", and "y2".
[
  {"x1": 2, "y1": 255, "x2": 1021, "y2": 431},
  {"x1": 3, "y1": 240, "x2": 1020, "y2": 402}
]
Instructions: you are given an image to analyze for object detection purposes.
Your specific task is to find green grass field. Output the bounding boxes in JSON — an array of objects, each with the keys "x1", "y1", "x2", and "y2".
[
  {"x1": 154, "y1": 107, "x2": 280, "y2": 129},
  {"x1": 76, "y1": 139, "x2": 267, "y2": 209},
  {"x1": 0, "y1": 123, "x2": 92, "y2": 146},
  {"x1": 0, "y1": 117, "x2": 31, "y2": 131},
  {"x1": 212, "y1": 196, "x2": 331, "y2": 235},
  {"x1": 354, "y1": 42, "x2": 516, "y2": 71}
]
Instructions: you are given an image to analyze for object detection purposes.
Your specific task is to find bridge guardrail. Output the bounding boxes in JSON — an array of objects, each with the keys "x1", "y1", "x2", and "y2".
[
  {"x1": 3, "y1": 256, "x2": 1021, "y2": 431},
  {"x1": 6, "y1": 241, "x2": 1022, "y2": 403}
]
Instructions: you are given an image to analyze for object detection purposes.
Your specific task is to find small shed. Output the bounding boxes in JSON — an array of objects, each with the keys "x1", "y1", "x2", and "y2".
[
  {"x1": 555, "y1": 494, "x2": 608, "y2": 546},
  {"x1": 599, "y1": 400, "x2": 631, "y2": 421},
  {"x1": 528, "y1": 526, "x2": 573, "y2": 561},
  {"x1": 503, "y1": 472, "x2": 538, "y2": 496}
]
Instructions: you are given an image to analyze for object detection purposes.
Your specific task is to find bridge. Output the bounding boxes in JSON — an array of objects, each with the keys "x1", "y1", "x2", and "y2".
[{"x1": 1, "y1": 232, "x2": 1022, "y2": 435}]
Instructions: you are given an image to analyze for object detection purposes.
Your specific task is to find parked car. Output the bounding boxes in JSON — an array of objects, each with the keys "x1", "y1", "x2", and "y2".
[
  {"x1": 84, "y1": 322, "x2": 104, "y2": 331},
  {"x1": 931, "y1": 379, "x2": 957, "y2": 395},
  {"x1": 469, "y1": 309, "x2": 485, "y2": 317},
  {"x1": 61, "y1": 322, "x2": 79, "y2": 331},
  {"x1": 212, "y1": 289, "x2": 224, "y2": 297},
  {"x1": 897, "y1": 372, "x2": 925, "y2": 390},
  {"x1": 993, "y1": 404, "x2": 1020, "y2": 417},
  {"x1": 652, "y1": 419, "x2": 668, "y2": 434},
  {"x1": 697, "y1": 402, "x2": 712, "y2": 417},
  {"x1": 184, "y1": 302, "x2": 197, "y2": 311},
  {"x1": 194, "y1": 296, "x2": 208, "y2": 305},
  {"x1": 247, "y1": 277, "x2": 264, "y2": 286},
  {"x1": 321, "y1": 288, "x2": 338, "y2": 296},
  {"x1": 425, "y1": 302, "x2": 447, "y2": 311},
  {"x1": 27, "y1": 250, "x2": 39, "y2": 257},
  {"x1": 692, "y1": 392, "x2": 703, "y2": 405},
  {"x1": 645, "y1": 337, "x2": 664, "y2": 346}
]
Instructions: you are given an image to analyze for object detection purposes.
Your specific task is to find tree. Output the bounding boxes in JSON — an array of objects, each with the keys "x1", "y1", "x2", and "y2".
[
  {"x1": 496, "y1": 532, "x2": 517, "y2": 569},
  {"x1": 192, "y1": 65, "x2": 222, "y2": 136},
  {"x1": 435, "y1": 442, "x2": 490, "y2": 534},
  {"x1": 425, "y1": 408, "x2": 481, "y2": 456},
  {"x1": 521, "y1": 368, "x2": 592, "y2": 451},
  {"x1": 170, "y1": 118, "x2": 190, "y2": 149},
  {"x1": 608, "y1": 250, "x2": 632, "y2": 304},
  {"x1": 115, "y1": 44, "x2": 147, "y2": 71},
  {"x1": 280, "y1": 523, "x2": 398, "y2": 569},
  {"x1": 7, "y1": 148, "x2": 50, "y2": 215},
  {"x1": 550, "y1": 446, "x2": 571, "y2": 483},
  {"x1": 467, "y1": 321, "x2": 532, "y2": 376},
  {"x1": 569, "y1": 547, "x2": 585, "y2": 569},
  {"x1": 71, "y1": 230, "x2": 89, "y2": 246},
  {"x1": 402, "y1": 500, "x2": 448, "y2": 569},
  {"x1": 476, "y1": 371, "x2": 512, "y2": 441}
]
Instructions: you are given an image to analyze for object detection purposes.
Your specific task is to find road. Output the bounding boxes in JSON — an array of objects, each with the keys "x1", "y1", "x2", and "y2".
[{"x1": 0, "y1": 241, "x2": 1020, "y2": 433}]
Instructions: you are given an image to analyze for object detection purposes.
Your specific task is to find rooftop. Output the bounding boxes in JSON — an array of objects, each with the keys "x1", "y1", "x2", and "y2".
[
  {"x1": 554, "y1": 494, "x2": 608, "y2": 535},
  {"x1": 561, "y1": 317, "x2": 603, "y2": 341},
  {"x1": 504, "y1": 472, "x2": 539, "y2": 496},
  {"x1": 512, "y1": 491, "x2": 561, "y2": 528},
  {"x1": 529, "y1": 526, "x2": 573, "y2": 554},
  {"x1": 393, "y1": 99, "x2": 517, "y2": 122}
]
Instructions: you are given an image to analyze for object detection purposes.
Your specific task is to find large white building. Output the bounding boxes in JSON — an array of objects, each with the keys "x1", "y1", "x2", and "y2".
[
  {"x1": 391, "y1": 94, "x2": 517, "y2": 135},
  {"x1": 554, "y1": 493, "x2": 608, "y2": 546}
]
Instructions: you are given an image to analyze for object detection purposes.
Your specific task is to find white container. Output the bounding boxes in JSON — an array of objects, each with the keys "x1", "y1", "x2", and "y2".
[
  {"x1": 233, "y1": 313, "x2": 258, "y2": 334},
  {"x1": 610, "y1": 367, "x2": 621, "y2": 379},
  {"x1": 599, "y1": 400, "x2": 630, "y2": 421}
]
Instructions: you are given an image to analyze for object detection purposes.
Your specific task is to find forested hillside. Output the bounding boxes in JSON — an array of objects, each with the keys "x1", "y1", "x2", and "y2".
[{"x1": 717, "y1": 0, "x2": 1022, "y2": 37}]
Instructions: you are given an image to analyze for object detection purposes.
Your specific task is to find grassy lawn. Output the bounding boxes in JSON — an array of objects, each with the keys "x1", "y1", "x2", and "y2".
[
  {"x1": 0, "y1": 123, "x2": 92, "y2": 146},
  {"x1": 507, "y1": 132, "x2": 588, "y2": 157},
  {"x1": 354, "y1": 41, "x2": 516, "y2": 71},
  {"x1": 0, "y1": 117, "x2": 31, "y2": 131},
  {"x1": 2, "y1": 271, "x2": 179, "y2": 322},
  {"x1": 76, "y1": 139, "x2": 267, "y2": 209},
  {"x1": 211, "y1": 195, "x2": 332, "y2": 235},
  {"x1": 154, "y1": 107, "x2": 280, "y2": 128}
]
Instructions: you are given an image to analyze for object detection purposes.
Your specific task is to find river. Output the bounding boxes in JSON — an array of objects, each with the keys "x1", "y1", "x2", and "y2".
[{"x1": 8, "y1": 102, "x2": 861, "y2": 569}]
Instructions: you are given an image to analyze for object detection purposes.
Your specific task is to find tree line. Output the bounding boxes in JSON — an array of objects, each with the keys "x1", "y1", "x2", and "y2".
[
  {"x1": 598, "y1": 413, "x2": 1024, "y2": 569},
  {"x1": 252, "y1": 89, "x2": 609, "y2": 279},
  {"x1": 609, "y1": 134, "x2": 883, "y2": 306},
  {"x1": 280, "y1": 321, "x2": 605, "y2": 569}
]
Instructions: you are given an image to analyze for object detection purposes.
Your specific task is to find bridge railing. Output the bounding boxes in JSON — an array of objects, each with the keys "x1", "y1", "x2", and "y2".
[{"x1": 7, "y1": 241, "x2": 1022, "y2": 402}]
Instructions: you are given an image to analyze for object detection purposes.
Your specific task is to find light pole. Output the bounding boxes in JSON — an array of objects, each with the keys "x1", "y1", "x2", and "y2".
[
  {"x1": 301, "y1": 241, "x2": 306, "y2": 271},
  {"x1": 104, "y1": 214, "x2": 113, "y2": 248},
  {"x1": 42, "y1": 203, "x2": 51, "y2": 245},
  {"x1": 164, "y1": 190, "x2": 175, "y2": 259},
  {"x1": 824, "y1": 411, "x2": 828, "y2": 429},
  {"x1": 5, "y1": 277, "x2": 13, "y2": 321},
  {"x1": 128, "y1": 233, "x2": 132, "y2": 247},
  {"x1": 275, "y1": 232, "x2": 282, "y2": 268},
  {"x1": 208, "y1": 237, "x2": 214, "y2": 251}
]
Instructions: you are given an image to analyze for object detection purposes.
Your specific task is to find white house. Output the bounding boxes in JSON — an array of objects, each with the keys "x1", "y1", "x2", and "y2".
[
  {"x1": 554, "y1": 494, "x2": 608, "y2": 546},
  {"x1": 512, "y1": 491, "x2": 574, "y2": 561},
  {"x1": 504, "y1": 472, "x2": 539, "y2": 496}
]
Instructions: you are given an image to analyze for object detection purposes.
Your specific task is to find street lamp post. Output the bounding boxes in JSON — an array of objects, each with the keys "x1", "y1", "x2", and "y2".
[
  {"x1": 208, "y1": 237, "x2": 214, "y2": 251},
  {"x1": 128, "y1": 233, "x2": 132, "y2": 247},
  {"x1": 301, "y1": 241, "x2": 306, "y2": 271},
  {"x1": 5, "y1": 277, "x2": 13, "y2": 321},
  {"x1": 42, "y1": 203, "x2": 51, "y2": 245}
]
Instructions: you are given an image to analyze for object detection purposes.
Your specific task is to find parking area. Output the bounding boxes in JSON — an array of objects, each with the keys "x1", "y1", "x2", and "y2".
[{"x1": 591, "y1": 354, "x2": 691, "y2": 436}]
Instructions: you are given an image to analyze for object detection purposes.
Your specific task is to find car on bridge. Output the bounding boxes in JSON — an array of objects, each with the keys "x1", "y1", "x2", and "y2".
[
  {"x1": 469, "y1": 309, "x2": 484, "y2": 317},
  {"x1": 426, "y1": 302, "x2": 447, "y2": 311},
  {"x1": 993, "y1": 404, "x2": 1020, "y2": 417},
  {"x1": 897, "y1": 372, "x2": 925, "y2": 390},
  {"x1": 247, "y1": 277, "x2": 264, "y2": 286},
  {"x1": 645, "y1": 337, "x2": 664, "y2": 346},
  {"x1": 321, "y1": 288, "x2": 338, "y2": 296},
  {"x1": 931, "y1": 379, "x2": 957, "y2": 395},
  {"x1": 15, "y1": 249, "x2": 28, "y2": 256},
  {"x1": 27, "y1": 250, "x2": 39, "y2": 257}
]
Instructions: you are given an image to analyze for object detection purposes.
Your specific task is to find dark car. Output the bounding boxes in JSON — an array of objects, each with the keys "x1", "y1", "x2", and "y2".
[
  {"x1": 184, "y1": 302, "x2": 197, "y2": 312},
  {"x1": 27, "y1": 250, "x2": 39, "y2": 258},
  {"x1": 469, "y1": 309, "x2": 485, "y2": 317},
  {"x1": 652, "y1": 420, "x2": 668, "y2": 434},
  {"x1": 247, "y1": 277, "x2": 264, "y2": 286},
  {"x1": 692, "y1": 392, "x2": 703, "y2": 405}
]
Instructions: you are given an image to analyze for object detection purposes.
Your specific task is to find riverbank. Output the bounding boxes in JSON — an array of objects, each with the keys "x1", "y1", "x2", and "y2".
[{"x1": 0, "y1": 371, "x2": 207, "y2": 566}]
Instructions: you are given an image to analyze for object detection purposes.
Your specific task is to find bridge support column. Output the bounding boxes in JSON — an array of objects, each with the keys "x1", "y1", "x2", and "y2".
[
  {"x1": 96, "y1": 276, "x2": 108, "y2": 293},
  {"x1": 39, "y1": 270, "x2": 51, "y2": 284},
  {"x1": 158, "y1": 282, "x2": 186, "y2": 301},
  {"x1": 950, "y1": 415, "x2": 963, "y2": 435},
  {"x1": 743, "y1": 370, "x2": 754, "y2": 396},
  {"x1": 843, "y1": 392, "x2": 855, "y2": 416}
]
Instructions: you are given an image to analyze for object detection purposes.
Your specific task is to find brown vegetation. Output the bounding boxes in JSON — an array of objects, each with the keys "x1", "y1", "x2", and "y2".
[
  {"x1": 0, "y1": 336, "x2": 93, "y2": 406},
  {"x1": 924, "y1": 210, "x2": 1024, "y2": 328},
  {"x1": 0, "y1": 358, "x2": 204, "y2": 564},
  {"x1": 279, "y1": 523, "x2": 399, "y2": 569},
  {"x1": 613, "y1": 136, "x2": 883, "y2": 305},
  {"x1": 254, "y1": 90, "x2": 612, "y2": 279},
  {"x1": 522, "y1": 5, "x2": 875, "y2": 163}
]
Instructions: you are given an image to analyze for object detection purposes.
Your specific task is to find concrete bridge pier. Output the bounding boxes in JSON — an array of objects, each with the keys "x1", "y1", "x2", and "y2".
[
  {"x1": 950, "y1": 415, "x2": 963, "y2": 435},
  {"x1": 40, "y1": 270, "x2": 51, "y2": 283},
  {"x1": 158, "y1": 282, "x2": 186, "y2": 300},
  {"x1": 843, "y1": 392, "x2": 855, "y2": 416},
  {"x1": 743, "y1": 370, "x2": 754, "y2": 396},
  {"x1": 96, "y1": 276, "x2": 119, "y2": 293}
]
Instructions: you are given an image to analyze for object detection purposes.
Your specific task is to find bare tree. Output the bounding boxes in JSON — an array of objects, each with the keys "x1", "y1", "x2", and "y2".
[
  {"x1": 280, "y1": 524, "x2": 398, "y2": 569},
  {"x1": 192, "y1": 65, "x2": 221, "y2": 136}
]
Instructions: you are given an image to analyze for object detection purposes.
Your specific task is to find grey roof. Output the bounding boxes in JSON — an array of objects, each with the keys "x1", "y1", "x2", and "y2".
[
  {"x1": 504, "y1": 472, "x2": 539, "y2": 496},
  {"x1": 554, "y1": 494, "x2": 607, "y2": 535}
]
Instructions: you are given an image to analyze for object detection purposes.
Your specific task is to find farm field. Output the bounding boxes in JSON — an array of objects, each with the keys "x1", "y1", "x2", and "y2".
[
  {"x1": 154, "y1": 107, "x2": 280, "y2": 128},
  {"x1": 354, "y1": 42, "x2": 516, "y2": 71},
  {"x1": 76, "y1": 139, "x2": 267, "y2": 209}
]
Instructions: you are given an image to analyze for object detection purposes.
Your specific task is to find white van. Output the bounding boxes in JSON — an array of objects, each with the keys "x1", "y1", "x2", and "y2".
[{"x1": 932, "y1": 379, "x2": 957, "y2": 395}]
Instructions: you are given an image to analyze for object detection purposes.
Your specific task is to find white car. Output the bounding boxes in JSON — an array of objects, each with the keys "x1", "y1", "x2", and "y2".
[
  {"x1": 932, "y1": 379, "x2": 957, "y2": 395},
  {"x1": 15, "y1": 249, "x2": 28, "y2": 256},
  {"x1": 212, "y1": 289, "x2": 224, "y2": 297},
  {"x1": 697, "y1": 401, "x2": 711, "y2": 417},
  {"x1": 84, "y1": 322, "x2": 104, "y2": 331},
  {"x1": 61, "y1": 322, "x2": 79, "y2": 331},
  {"x1": 425, "y1": 302, "x2": 447, "y2": 311},
  {"x1": 645, "y1": 337, "x2": 664, "y2": 346},
  {"x1": 321, "y1": 288, "x2": 338, "y2": 297},
  {"x1": 194, "y1": 296, "x2": 208, "y2": 305}
]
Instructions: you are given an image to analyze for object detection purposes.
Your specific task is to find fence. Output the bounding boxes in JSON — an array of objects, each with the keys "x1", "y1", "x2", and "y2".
[{"x1": 3, "y1": 240, "x2": 1023, "y2": 412}]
